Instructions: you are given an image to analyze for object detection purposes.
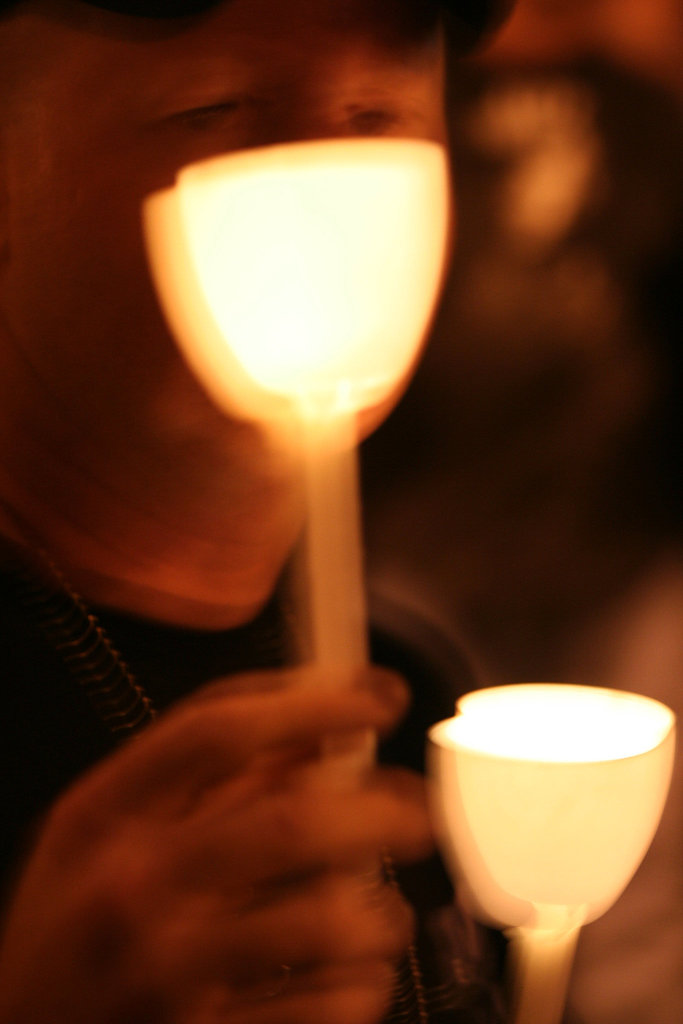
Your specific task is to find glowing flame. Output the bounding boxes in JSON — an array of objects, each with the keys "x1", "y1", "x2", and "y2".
[
  {"x1": 144, "y1": 137, "x2": 450, "y2": 421},
  {"x1": 446, "y1": 683, "x2": 674, "y2": 763}
]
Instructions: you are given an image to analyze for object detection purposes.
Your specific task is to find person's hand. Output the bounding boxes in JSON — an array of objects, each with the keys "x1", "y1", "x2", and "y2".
[{"x1": 0, "y1": 666, "x2": 432, "y2": 1024}]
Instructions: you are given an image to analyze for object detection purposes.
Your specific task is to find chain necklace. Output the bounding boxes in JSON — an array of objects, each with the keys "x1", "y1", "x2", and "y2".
[{"x1": 1, "y1": 536, "x2": 155, "y2": 736}]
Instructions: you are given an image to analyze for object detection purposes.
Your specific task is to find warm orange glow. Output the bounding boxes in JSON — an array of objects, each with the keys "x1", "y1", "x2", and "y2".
[
  {"x1": 448, "y1": 683, "x2": 674, "y2": 763},
  {"x1": 428, "y1": 684, "x2": 676, "y2": 1024},
  {"x1": 144, "y1": 138, "x2": 450, "y2": 422}
]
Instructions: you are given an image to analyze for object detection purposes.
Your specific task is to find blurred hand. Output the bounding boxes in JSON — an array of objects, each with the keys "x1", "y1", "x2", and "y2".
[{"x1": 0, "y1": 666, "x2": 432, "y2": 1024}]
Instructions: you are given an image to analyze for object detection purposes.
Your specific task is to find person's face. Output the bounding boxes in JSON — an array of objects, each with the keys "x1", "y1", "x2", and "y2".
[{"x1": 0, "y1": 0, "x2": 446, "y2": 627}]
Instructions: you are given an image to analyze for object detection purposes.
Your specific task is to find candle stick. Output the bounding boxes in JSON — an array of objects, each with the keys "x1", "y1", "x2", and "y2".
[
  {"x1": 298, "y1": 402, "x2": 368, "y2": 670},
  {"x1": 508, "y1": 915, "x2": 581, "y2": 1024},
  {"x1": 295, "y1": 401, "x2": 374, "y2": 774}
]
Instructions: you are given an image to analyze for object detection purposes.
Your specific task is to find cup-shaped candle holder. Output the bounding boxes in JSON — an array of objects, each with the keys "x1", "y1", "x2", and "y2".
[
  {"x1": 144, "y1": 138, "x2": 450, "y2": 424},
  {"x1": 428, "y1": 683, "x2": 676, "y2": 1024}
]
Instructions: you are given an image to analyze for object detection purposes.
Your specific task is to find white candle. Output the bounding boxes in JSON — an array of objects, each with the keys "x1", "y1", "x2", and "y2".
[
  {"x1": 143, "y1": 138, "x2": 450, "y2": 701},
  {"x1": 508, "y1": 918, "x2": 581, "y2": 1024},
  {"x1": 428, "y1": 684, "x2": 676, "y2": 1023}
]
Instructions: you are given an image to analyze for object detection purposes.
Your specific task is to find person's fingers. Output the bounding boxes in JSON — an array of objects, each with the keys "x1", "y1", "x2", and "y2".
[
  {"x1": 47, "y1": 666, "x2": 409, "y2": 846},
  {"x1": 234, "y1": 881, "x2": 412, "y2": 980},
  {"x1": 175, "y1": 766, "x2": 433, "y2": 888},
  {"x1": 189, "y1": 665, "x2": 410, "y2": 756},
  {"x1": 160, "y1": 871, "x2": 414, "y2": 988},
  {"x1": 235, "y1": 961, "x2": 396, "y2": 1024},
  {"x1": 191, "y1": 964, "x2": 395, "y2": 1024},
  {"x1": 129, "y1": 665, "x2": 407, "y2": 788}
]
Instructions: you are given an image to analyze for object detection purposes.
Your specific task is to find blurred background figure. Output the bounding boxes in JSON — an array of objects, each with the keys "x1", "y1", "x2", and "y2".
[
  {"x1": 481, "y1": 0, "x2": 683, "y2": 99},
  {"x1": 363, "y1": 1, "x2": 682, "y2": 1022}
]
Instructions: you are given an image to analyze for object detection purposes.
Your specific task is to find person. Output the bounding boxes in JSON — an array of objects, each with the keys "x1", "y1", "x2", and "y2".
[{"x1": 0, "y1": 2, "x2": 512, "y2": 1023}]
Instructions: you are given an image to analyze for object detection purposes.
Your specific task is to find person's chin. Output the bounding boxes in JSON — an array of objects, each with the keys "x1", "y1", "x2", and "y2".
[{"x1": 72, "y1": 564, "x2": 277, "y2": 631}]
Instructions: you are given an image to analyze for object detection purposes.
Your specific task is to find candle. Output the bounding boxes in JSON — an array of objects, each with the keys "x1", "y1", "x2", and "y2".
[
  {"x1": 143, "y1": 138, "x2": 450, "y2": 769},
  {"x1": 428, "y1": 683, "x2": 676, "y2": 1024}
]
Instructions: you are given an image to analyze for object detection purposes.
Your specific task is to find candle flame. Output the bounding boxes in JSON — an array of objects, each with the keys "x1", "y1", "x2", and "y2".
[
  {"x1": 447, "y1": 683, "x2": 674, "y2": 763},
  {"x1": 144, "y1": 138, "x2": 450, "y2": 422}
]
